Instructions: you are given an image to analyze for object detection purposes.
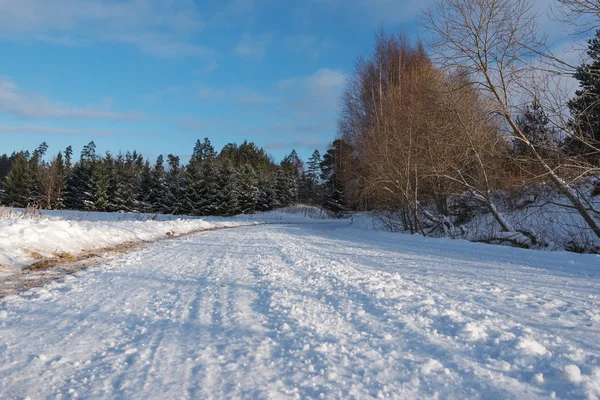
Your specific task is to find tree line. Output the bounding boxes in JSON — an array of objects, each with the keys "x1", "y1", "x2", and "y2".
[
  {"x1": 325, "y1": 0, "x2": 600, "y2": 247},
  {"x1": 0, "y1": 138, "x2": 345, "y2": 217}
]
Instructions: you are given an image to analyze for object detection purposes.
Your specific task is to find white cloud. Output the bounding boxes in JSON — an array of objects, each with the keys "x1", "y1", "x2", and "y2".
[
  {"x1": 235, "y1": 32, "x2": 272, "y2": 60},
  {"x1": 276, "y1": 68, "x2": 346, "y2": 118},
  {"x1": 0, "y1": 78, "x2": 144, "y2": 120},
  {"x1": 0, "y1": 0, "x2": 208, "y2": 58},
  {"x1": 0, "y1": 124, "x2": 153, "y2": 136}
]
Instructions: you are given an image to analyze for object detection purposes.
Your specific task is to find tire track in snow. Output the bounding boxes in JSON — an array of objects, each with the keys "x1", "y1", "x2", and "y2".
[{"x1": 0, "y1": 223, "x2": 599, "y2": 399}]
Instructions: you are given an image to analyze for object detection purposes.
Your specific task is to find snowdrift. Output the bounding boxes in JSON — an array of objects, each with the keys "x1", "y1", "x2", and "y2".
[{"x1": 0, "y1": 213, "x2": 258, "y2": 271}]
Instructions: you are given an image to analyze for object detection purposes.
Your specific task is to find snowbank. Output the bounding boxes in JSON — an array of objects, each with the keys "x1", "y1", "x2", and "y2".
[
  {"x1": 0, "y1": 205, "x2": 336, "y2": 273},
  {"x1": 0, "y1": 215, "x2": 258, "y2": 271}
]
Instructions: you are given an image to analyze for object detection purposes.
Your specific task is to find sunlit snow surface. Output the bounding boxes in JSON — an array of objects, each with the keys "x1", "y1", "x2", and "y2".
[{"x1": 0, "y1": 219, "x2": 599, "y2": 398}]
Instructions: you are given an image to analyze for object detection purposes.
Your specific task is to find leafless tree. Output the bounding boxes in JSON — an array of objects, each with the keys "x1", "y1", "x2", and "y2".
[{"x1": 424, "y1": 0, "x2": 600, "y2": 238}]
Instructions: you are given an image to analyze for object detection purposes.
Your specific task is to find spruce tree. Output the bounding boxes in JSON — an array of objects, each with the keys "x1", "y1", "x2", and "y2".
[
  {"x1": 238, "y1": 164, "x2": 259, "y2": 214},
  {"x1": 3, "y1": 153, "x2": 32, "y2": 207},
  {"x1": 148, "y1": 155, "x2": 168, "y2": 213},
  {"x1": 515, "y1": 99, "x2": 554, "y2": 155},
  {"x1": 136, "y1": 160, "x2": 153, "y2": 213},
  {"x1": 197, "y1": 160, "x2": 220, "y2": 216},
  {"x1": 165, "y1": 154, "x2": 184, "y2": 214},
  {"x1": 568, "y1": 29, "x2": 600, "y2": 163},
  {"x1": 218, "y1": 162, "x2": 239, "y2": 216}
]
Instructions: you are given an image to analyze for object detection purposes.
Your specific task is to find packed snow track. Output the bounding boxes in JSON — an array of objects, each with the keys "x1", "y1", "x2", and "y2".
[{"x1": 1, "y1": 222, "x2": 599, "y2": 399}]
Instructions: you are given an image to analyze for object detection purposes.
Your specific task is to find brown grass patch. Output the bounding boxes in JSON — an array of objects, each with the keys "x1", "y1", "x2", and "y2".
[{"x1": 25, "y1": 249, "x2": 44, "y2": 260}]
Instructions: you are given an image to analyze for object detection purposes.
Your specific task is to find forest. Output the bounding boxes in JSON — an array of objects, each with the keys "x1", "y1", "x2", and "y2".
[
  {"x1": 1, "y1": 0, "x2": 600, "y2": 253},
  {"x1": 0, "y1": 139, "x2": 344, "y2": 217}
]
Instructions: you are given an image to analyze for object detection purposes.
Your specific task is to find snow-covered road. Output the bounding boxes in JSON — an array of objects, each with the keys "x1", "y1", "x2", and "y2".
[{"x1": 1, "y1": 222, "x2": 599, "y2": 399}]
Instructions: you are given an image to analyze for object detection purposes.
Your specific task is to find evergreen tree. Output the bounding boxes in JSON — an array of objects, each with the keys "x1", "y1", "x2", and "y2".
[
  {"x1": 182, "y1": 163, "x2": 202, "y2": 215},
  {"x1": 148, "y1": 155, "x2": 168, "y2": 213},
  {"x1": 256, "y1": 174, "x2": 277, "y2": 212},
  {"x1": 49, "y1": 152, "x2": 66, "y2": 210},
  {"x1": 28, "y1": 149, "x2": 43, "y2": 206},
  {"x1": 64, "y1": 142, "x2": 97, "y2": 210},
  {"x1": 191, "y1": 137, "x2": 217, "y2": 164},
  {"x1": 197, "y1": 160, "x2": 220, "y2": 216},
  {"x1": 275, "y1": 167, "x2": 297, "y2": 207},
  {"x1": 515, "y1": 99, "x2": 555, "y2": 156},
  {"x1": 320, "y1": 139, "x2": 354, "y2": 215},
  {"x1": 165, "y1": 154, "x2": 184, "y2": 214},
  {"x1": 567, "y1": 29, "x2": 600, "y2": 162},
  {"x1": 0, "y1": 153, "x2": 12, "y2": 185},
  {"x1": 3, "y1": 153, "x2": 32, "y2": 207},
  {"x1": 301, "y1": 149, "x2": 322, "y2": 203},
  {"x1": 238, "y1": 164, "x2": 259, "y2": 214},
  {"x1": 93, "y1": 160, "x2": 109, "y2": 211},
  {"x1": 64, "y1": 145, "x2": 73, "y2": 172},
  {"x1": 136, "y1": 160, "x2": 153, "y2": 212},
  {"x1": 218, "y1": 162, "x2": 239, "y2": 216}
]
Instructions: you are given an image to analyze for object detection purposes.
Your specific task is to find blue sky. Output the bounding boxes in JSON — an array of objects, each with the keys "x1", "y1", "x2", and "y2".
[
  {"x1": 0, "y1": 0, "x2": 575, "y2": 163},
  {"x1": 0, "y1": 0, "x2": 427, "y2": 163}
]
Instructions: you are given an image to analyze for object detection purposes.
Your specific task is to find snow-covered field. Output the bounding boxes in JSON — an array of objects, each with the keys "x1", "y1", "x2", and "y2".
[{"x1": 0, "y1": 219, "x2": 599, "y2": 399}]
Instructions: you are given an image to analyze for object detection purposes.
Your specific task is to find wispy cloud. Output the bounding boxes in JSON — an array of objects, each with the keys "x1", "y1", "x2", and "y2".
[
  {"x1": 0, "y1": 78, "x2": 144, "y2": 120},
  {"x1": 276, "y1": 68, "x2": 346, "y2": 118},
  {"x1": 235, "y1": 32, "x2": 272, "y2": 60},
  {"x1": 0, "y1": 0, "x2": 208, "y2": 58},
  {"x1": 0, "y1": 124, "x2": 153, "y2": 136}
]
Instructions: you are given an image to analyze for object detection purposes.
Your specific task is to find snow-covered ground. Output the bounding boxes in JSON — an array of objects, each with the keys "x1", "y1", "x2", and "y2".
[
  {"x1": 350, "y1": 185, "x2": 600, "y2": 253},
  {"x1": 0, "y1": 206, "x2": 333, "y2": 273},
  {"x1": 0, "y1": 221, "x2": 599, "y2": 399}
]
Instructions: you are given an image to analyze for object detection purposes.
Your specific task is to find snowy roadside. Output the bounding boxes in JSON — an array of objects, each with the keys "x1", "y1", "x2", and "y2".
[
  {"x1": 0, "y1": 205, "x2": 336, "y2": 274},
  {"x1": 0, "y1": 215, "x2": 259, "y2": 273}
]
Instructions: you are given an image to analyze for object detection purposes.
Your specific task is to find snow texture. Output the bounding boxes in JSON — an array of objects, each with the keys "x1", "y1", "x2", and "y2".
[
  {"x1": 0, "y1": 221, "x2": 599, "y2": 399},
  {"x1": 0, "y1": 206, "x2": 331, "y2": 273}
]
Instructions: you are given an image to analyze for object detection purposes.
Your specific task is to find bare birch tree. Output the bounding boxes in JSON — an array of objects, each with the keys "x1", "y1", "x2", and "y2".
[{"x1": 424, "y1": 0, "x2": 600, "y2": 238}]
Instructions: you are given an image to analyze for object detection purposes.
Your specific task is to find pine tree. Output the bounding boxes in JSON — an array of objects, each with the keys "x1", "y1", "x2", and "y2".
[
  {"x1": 238, "y1": 164, "x2": 259, "y2": 214},
  {"x1": 256, "y1": 174, "x2": 277, "y2": 212},
  {"x1": 49, "y1": 152, "x2": 66, "y2": 210},
  {"x1": 28, "y1": 149, "x2": 43, "y2": 206},
  {"x1": 64, "y1": 142, "x2": 97, "y2": 210},
  {"x1": 182, "y1": 163, "x2": 202, "y2": 215},
  {"x1": 165, "y1": 154, "x2": 184, "y2": 214},
  {"x1": 136, "y1": 160, "x2": 153, "y2": 213},
  {"x1": 197, "y1": 160, "x2": 220, "y2": 216},
  {"x1": 515, "y1": 99, "x2": 555, "y2": 156},
  {"x1": 567, "y1": 29, "x2": 600, "y2": 163},
  {"x1": 3, "y1": 153, "x2": 32, "y2": 207},
  {"x1": 320, "y1": 139, "x2": 353, "y2": 215},
  {"x1": 148, "y1": 155, "x2": 168, "y2": 213},
  {"x1": 93, "y1": 161, "x2": 109, "y2": 211},
  {"x1": 218, "y1": 162, "x2": 239, "y2": 216},
  {"x1": 301, "y1": 149, "x2": 322, "y2": 203},
  {"x1": 275, "y1": 167, "x2": 297, "y2": 207},
  {"x1": 64, "y1": 146, "x2": 73, "y2": 172},
  {"x1": 191, "y1": 137, "x2": 217, "y2": 164}
]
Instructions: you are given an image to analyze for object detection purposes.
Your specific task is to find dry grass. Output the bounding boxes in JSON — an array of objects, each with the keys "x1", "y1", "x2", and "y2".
[
  {"x1": 0, "y1": 205, "x2": 45, "y2": 220},
  {"x1": 24, "y1": 249, "x2": 44, "y2": 260},
  {"x1": 0, "y1": 223, "x2": 261, "y2": 297}
]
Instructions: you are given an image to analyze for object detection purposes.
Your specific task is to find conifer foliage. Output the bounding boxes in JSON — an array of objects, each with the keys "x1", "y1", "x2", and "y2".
[{"x1": 0, "y1": 138, "x2": 345, "y2": 216}]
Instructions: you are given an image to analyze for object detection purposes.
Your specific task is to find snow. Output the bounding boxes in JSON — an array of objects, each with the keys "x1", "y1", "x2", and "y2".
[
  {"x1": 0, "y1": 206, "x2": 333, "y2": 274},
  {"x1": 349, "y1": 185, "x2": 600, "y2": 253},
  {"x1": 0, "y1": 211, "x2": 259, "y2": 272},
  {"x1": 0, "y1": 221, "x2": 599, "y2": 398}
]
